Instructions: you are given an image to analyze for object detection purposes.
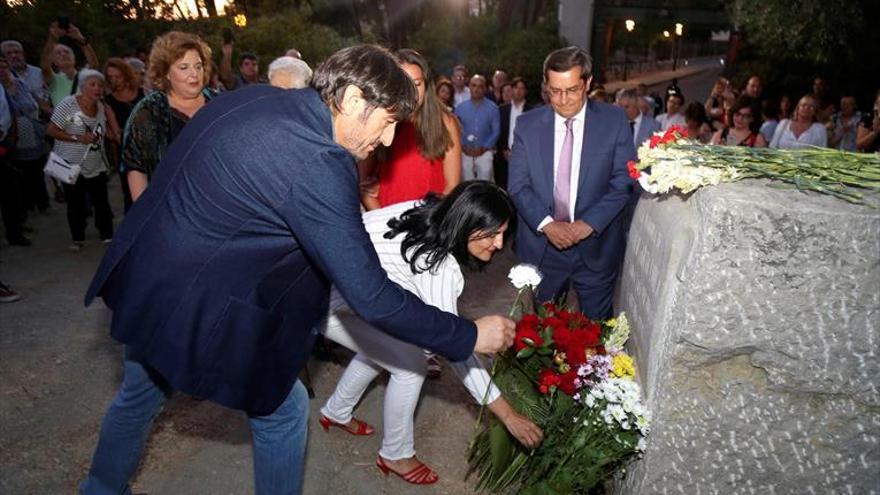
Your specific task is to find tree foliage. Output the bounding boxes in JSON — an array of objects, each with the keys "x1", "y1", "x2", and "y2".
[
  {"x1": 727, "y1": 0, "x2": 879, "y2": 102},
  {"x1": 1, "y1": 0, "x2": 562, "y2": 101}
]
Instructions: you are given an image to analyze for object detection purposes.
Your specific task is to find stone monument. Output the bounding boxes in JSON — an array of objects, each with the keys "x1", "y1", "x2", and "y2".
[{"x1": 616, "y1": 180, "x2": 880, "y2": 494}]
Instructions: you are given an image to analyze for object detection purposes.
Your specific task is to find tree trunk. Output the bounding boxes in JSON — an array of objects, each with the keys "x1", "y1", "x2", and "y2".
[
  {"x1": 204, "y1": 0, "x2": 218, "y2": 18},
  {"x1": 130, "y1": 0, "x2": 145, "y2": 21}
]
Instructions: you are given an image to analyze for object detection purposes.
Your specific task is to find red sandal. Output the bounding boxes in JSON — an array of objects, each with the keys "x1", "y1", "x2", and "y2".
[
  {"x1": 318, "y1": 414, "x2": 375, "y2": 436},
  {"x1": 376, "y1": 455, "x2": 439, "y2": 485}
]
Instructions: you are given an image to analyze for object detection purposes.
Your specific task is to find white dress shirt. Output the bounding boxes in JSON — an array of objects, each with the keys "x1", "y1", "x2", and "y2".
[
  {"x1": 537, "y1": 101, "x2": 587, "y2": 232},
  {"x1": 508, "y1": 100, "x2": 526, "y2": 147},
  {"x1": 655, "y1": 112, "x2": 686, "y2": 131},
  {"x1": 631, "y1": 113, "x2": 643, "y2": 147}
]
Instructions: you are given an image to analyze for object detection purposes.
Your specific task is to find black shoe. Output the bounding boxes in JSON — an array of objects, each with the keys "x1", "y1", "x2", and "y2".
[{"x1": 7, "y1": 236, "x2": 32, "y2": 247}]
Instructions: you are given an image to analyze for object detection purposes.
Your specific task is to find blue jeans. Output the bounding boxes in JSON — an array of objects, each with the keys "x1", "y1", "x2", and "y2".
[{"x1": 80, "y1": 347, "x2": 309, "y2": 495}]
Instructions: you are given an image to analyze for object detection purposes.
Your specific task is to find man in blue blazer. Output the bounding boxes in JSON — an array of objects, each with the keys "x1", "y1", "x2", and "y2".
[
  {"x1": 79, "y1": 45, "x2": 515, "y2": 495},
  {"x1": 508, "y1": 47, "x2": 636, "y2": 320}
]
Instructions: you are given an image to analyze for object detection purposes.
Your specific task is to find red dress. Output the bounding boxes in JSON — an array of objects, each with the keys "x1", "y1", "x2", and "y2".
[{"x1": 378, "y1": 121, "x2": 446, "y2": 207}]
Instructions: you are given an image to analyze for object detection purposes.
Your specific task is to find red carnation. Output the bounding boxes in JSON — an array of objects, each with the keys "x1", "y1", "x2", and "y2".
[
  {"x1": 516, "y1": 314, "x2": 539, "y2": 334},
  {"x1": 582, "y1": 321, "x2": 602, "y2": 348},
  {"x1": 538, "y1": 368, "x2": 562, "y2": 394},
  {"x1": 541, "y1": 302, "x2": 558, "y2": 316},
  {"x1": 649, "y1": 135, "x2": 661, "y2": 149},
  {"x1": 570, "y1": 312, "x2": 590, "y2": 329},
  {"x1": 559, "y1": 369, "x2": 579, "y2": 396},
  {"x1": 542, "y1": 316, "x2": 567, "y2": 335},
  {"x1": 553, "y1": 325, "x2": 573, "y2": 347},
  {"x1": 627, "y1": 160, "x2": 640, "y2": 180},
  {"x1": 515, "y1": 327, "x2": 543, "y2": 352}
]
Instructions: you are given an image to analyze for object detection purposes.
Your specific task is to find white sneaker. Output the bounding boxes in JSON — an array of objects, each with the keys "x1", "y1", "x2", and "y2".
[{"x1": 68, "y1": 242, "x2": 85, "y2": 252}]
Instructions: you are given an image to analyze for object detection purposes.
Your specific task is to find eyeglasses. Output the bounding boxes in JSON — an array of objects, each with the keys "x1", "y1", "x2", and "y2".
[{"x1": 547, "y1": 82, "x2": 585, "y2": 99}]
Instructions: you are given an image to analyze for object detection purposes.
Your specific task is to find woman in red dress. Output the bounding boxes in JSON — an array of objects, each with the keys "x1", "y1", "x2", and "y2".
[{"x1": 360, "y1": 49, "x2": 461, "y2": 210}]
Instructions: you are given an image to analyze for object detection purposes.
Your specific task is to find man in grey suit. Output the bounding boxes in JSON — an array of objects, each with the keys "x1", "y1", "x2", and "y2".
[{"x1": 616, "y1": 87, "x2": 660, "y2": 148}]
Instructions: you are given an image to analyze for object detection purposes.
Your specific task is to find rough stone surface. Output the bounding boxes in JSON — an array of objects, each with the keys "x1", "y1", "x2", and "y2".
[{"x1": 615, "y1": 180, "x2": 880, "y2": 494}]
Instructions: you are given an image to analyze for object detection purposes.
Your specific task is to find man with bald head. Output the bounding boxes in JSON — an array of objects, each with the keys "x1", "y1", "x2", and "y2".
[
  {"x1": 40, "y1": 21, "x2": 98, "y2": 106},
  {"x1": 454, "y1": 74, "x2": 500, "y2": 181},
  {"x1": 744, "y1": 75, "x2": 763, "y2": 100}
]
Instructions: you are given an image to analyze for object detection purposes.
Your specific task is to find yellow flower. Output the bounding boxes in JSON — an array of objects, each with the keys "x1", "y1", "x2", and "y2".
[
  {"x1": 612, "y1": 353, "x2": 635, "y2": 379},
  {"x1": 606, "y1": 317, "x2": 618, "y2": 328},
  {"x1": 553, "y1": 352, "x2": 567, "y2": 365}
]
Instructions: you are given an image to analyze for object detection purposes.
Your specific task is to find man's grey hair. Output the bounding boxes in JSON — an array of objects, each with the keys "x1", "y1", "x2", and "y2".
[
  {"x1": 615, "y1": 87, "x2": 638, "y2": 104},
  {"x1": 1, "y1": 40, "x2": 23, "y2": 52},
  {"x1": 268, "y1": 56, "x2": 313, "y2": 89}
]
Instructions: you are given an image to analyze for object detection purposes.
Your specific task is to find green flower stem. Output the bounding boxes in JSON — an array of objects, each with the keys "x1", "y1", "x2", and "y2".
[{"x1": 470, "y1": 285, "x2": 532, "y2": 453}]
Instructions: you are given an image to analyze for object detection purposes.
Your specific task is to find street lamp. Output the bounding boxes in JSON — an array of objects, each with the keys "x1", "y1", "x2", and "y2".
[
  {"x1": 672, "y1": 22, "x2": 684, "y2": 71},
  {"x1": 623, "y1": 19, "x2": 635, "y2": 81}
]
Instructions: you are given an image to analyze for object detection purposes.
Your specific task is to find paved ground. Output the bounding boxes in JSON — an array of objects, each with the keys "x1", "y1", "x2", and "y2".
[{"x1": 0, "y1": 67, "x2": 719, "y2": 494}]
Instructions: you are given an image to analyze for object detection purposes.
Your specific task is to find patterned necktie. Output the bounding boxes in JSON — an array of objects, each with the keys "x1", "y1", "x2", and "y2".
[{"x1": 553, "y1": 118, "x2": 574, "y2": 222}]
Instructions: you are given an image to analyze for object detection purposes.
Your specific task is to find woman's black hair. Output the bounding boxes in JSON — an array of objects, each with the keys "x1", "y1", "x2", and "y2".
[{"x1": 384, "y1": 181, "x2": 517, "y2": 274}]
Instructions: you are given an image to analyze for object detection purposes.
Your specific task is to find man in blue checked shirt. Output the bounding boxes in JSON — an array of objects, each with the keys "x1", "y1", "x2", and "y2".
[{"x1": 454, "y1": 74, "x2": 500, "y2": 181}]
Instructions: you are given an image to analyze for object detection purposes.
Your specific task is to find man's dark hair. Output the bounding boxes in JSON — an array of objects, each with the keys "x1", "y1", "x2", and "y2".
[
  {"x1": 239, "y1": 52, "x2": 258, "y2": 65},
  {"x1": 511, "y1": 76, "x2": 526, "y2": 89},
  {"x1": 685, "y1": 102, "x2": 708, "y2": 124},
  {"x1": 384, "y1": 181, "x2": 516, "y2": 274},
  {"x1": 312, "y1": 44, "x2": 417, "y2": 121},
  {"x1": 543, "y1": 46, "x2": 592, "y2": 82}
]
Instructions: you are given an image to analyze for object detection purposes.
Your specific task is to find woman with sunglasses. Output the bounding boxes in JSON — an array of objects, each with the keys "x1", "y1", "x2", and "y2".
[{"x1": 318, "y1": 181, "x2": 543, "y2": 485}]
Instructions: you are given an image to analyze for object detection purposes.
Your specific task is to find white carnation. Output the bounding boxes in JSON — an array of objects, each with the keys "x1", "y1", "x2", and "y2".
[{"x1": 508, "y1": 264, "x2": 543, "y2": 289}]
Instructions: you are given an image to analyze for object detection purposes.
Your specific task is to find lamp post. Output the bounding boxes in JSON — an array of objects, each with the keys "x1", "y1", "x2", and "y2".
[
  {"x1": 623, "y1": 19, "x2": 635, "y2": 81},
  {"x1": 672, "y1": 22, "x2": 684, "y2": 71}
]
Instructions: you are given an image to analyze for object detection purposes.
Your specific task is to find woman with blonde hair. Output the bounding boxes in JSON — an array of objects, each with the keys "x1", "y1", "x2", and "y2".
[
  {"x1": 769, "y1": 94, "x2": 828, "y2": 149},
  {"x1": 123, "y1": 31, "x2": 215, "y2": 202}
]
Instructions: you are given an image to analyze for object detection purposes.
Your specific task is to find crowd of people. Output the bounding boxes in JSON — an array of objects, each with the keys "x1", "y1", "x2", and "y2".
[
  {"x1": 609, "y1": 73, "x2": 880, "y2": 155},
  {"x1": 0, "y1": 24, "x2": 314, "y2": 301},
  {"x1": 0, "y1": 22, "x2": 878, "y2": 495}
]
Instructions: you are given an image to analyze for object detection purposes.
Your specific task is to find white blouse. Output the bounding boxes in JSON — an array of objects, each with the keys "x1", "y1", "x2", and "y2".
[
  {"x1": 769, "y1": 119, "x2": 828, "y2": 149},
  {"x1": 326, "y1": 201, "x2": 501, "y2": 404}
]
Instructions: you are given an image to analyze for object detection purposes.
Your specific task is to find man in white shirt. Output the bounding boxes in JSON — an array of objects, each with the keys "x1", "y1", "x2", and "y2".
[
  {"x1": 508, "y1": 46, "x2": 636, "y2": 320},
  {"x1": 495, "y1": 76, "x2": 530, "y2": 189},
  {"x1": 655, "y1": 93, "x2": 686, "y2": 131},
  {"x1": 451, "y1": 64, "x2": 470, "y2": 107}
]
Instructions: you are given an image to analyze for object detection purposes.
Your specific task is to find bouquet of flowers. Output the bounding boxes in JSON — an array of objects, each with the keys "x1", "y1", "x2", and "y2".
[
  {"x1": 630, "y1": 126, "x2": 880, "y2": 204},
  {"x1": 468, "y1": 265, "x2": 650, "y2": 494}
]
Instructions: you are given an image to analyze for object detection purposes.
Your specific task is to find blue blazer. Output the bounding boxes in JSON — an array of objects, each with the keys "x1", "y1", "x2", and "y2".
[
  {"x1": 508, "y1": 100, "x2": 636, "y2": 273},
  {"x1": 85, "y1": 86, "x2": 477, "y2": 415}
]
